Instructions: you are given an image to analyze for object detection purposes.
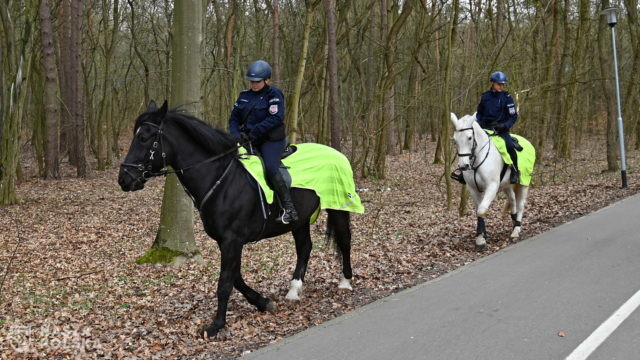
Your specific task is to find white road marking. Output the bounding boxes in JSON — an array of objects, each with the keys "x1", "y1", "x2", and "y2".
[{"x1": 566, "y1": 288, "x2": 640, "y2": 360}]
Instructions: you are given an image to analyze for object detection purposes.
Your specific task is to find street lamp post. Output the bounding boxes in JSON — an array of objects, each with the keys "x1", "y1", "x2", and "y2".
[{"x1": 601, "y1": 6, "x2": 627, "y2": 188}]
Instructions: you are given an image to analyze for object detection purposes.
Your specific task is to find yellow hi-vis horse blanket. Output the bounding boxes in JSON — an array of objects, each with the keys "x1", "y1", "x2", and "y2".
[
  {"x1": 486, "y1": 131, "x2": 536, "y2": 186},
  {"x1": 238, "y1": 143, "x2": 365, "y2": 215}
]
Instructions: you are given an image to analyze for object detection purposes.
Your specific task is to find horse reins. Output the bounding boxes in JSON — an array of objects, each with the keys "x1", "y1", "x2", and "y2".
[{"x1": 455, "y1": 126, "x2": 492, "y2": 192}]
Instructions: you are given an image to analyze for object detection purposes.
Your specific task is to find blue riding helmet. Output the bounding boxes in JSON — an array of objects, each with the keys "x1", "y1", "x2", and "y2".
[
  {"x1": 490, "y1": 71, "x2": 508, "y2": 83},
  {"x1": 246, "y1": 60, "x2": 272, "y2": 81}
]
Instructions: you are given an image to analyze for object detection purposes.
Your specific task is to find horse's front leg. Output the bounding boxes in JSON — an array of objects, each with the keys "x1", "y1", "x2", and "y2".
[
  {"x1": 235, "y1": 274, "x2": 277, "y2": 312},
  {"x1": 201, "y1": 240, "x2": 241, "y2": 339},
  {"x1": 475, "y1": 216, "x2": 487, "y2": 250},
  {"x1": 476, "y1": 183, "x2": 499, "y2": 217},
  {"x1": 475, "y1": 183, "x2": 499, "y2": 250}
]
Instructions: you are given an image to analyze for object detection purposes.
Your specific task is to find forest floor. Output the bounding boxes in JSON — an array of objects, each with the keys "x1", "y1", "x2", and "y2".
[{"x1": 1, "y1": 138, "x2": 639, "y2": 359}]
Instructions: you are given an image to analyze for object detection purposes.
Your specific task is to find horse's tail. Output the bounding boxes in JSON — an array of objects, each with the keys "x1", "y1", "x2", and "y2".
[{"x1": 325, "y1": 209, "x2": 352, "y2": 263}]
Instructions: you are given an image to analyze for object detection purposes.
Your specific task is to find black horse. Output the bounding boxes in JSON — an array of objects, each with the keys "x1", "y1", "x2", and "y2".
[{"x1": 118, "y1": 101, "x2": 354, "y2": 338}]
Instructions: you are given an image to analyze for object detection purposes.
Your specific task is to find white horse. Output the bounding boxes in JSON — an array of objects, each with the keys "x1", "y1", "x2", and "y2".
[{"x1": 450, "y1": 113, "x2": 530, "y2": 250}]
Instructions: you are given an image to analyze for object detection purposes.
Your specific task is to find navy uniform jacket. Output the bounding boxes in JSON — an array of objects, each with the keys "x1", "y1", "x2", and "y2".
[
  {"x1": 476, "y1": 90, "x2": 517, "y2": 132},
  {"x1": 228, "y1": 85, "x2": 286, "y2": 142}
]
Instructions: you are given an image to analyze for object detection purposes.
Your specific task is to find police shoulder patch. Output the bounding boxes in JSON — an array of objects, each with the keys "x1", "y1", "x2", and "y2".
[
  {"x1": 269, "y1": 104, "x2": 278, "y2": 115},
  {"x1": 269, "y1": 98, "x2": 280, "y2": 103}
]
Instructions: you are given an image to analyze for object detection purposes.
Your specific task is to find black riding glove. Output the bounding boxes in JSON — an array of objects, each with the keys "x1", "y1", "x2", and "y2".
[{"x1": 494, "y1": 124, "x2": 506, "y2": 133}]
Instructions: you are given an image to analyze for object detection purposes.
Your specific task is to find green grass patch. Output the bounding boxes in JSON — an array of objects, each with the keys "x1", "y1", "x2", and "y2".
[{"x1": 134, "y1": 246, "x2": 195, "y2": 265}]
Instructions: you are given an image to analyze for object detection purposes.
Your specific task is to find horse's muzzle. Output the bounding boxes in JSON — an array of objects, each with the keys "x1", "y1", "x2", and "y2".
[
  {"x1": 118, "y1": 167, "x2": 146, "y2": 192},
  {"x1": 459, "y1": 164, "x2": 471, "y2": 171}
]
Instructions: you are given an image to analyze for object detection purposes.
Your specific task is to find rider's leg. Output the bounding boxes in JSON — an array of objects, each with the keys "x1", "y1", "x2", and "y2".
[
  {"x1": 450, "y1": 168, "x2": 466, "y2": 184},
  {"x1": 261, "y1": 140, "x2": 298, "y2": 224},
  {"x1": 501, "y1": 133, "x2": 520, "y2": 184}
]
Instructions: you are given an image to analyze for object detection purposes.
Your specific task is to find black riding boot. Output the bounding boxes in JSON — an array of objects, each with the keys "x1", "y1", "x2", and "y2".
[
  {"x1": 450, "y1": 169, "x2": 466, "y2": 184},
  {"x1": 269, "y1": 172, "x2": 299, "y2": 224},
  {"x1": 508, "y1": 148, "x2": 520, "y2": 184}
]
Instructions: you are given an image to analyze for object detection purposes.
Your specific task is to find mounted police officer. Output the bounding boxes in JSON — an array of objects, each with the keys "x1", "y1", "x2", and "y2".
[
  {"x1": 451, "y1": 71, "x2": 522, "y2": 185},
  {"x1": 228, "y1": 60, "x2": 298, "y2": 224}
]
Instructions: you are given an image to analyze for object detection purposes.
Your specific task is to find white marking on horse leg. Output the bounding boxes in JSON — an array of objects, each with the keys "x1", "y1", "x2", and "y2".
[
  {"x1": 338, "y1": 275, "x2": 353, "y2": 290},
  {"x1": 510, "y1": 226, "x2": 522, "y2": 238},
  {"x1": 285, "y1": 279, "x2": 303, "y2": 301},
  {"x1": 476, "y1": 234, "x2": 486, "y2": 247}
]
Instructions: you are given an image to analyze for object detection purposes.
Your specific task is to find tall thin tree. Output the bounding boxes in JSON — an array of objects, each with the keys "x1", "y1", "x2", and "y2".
[
  {"x1": 39, "y1": 0, "x2": 60, "y2": 179},
  {"x1": 326, "y1": 0, "x2": 341, "y2": 151},
  {"x1": 137, "y1": 0, "x2": 203, "y2": 266}
]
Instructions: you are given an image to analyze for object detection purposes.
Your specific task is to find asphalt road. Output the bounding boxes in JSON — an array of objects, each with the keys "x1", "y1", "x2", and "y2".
[{"x1": 241, "y1": 194, "x2": 640, "y2": 360}]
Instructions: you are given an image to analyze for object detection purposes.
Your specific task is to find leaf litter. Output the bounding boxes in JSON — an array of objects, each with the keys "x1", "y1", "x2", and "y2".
[{"x1": 0, "y1": 139, "x2": 638, "y2": 359}]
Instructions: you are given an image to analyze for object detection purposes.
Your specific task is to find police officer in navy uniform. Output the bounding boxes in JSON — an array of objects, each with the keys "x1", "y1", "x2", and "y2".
[
  {"x1": 452, "y1": 71, "x2": 522, "y2": 185},
  {"x1": 477, "y1": 71, "x2": 522, "y2": 184},
  {"x1": 229, "y1": 60, "x2": 298, "y2": 224}
]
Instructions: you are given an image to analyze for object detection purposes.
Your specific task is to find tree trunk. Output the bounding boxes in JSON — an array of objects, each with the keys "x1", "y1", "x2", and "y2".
[
  {"x1": 288, "y1": 0, "x2": 320, "y2": 144},
  {"x1": 58, "y1": 0, "x2": 74, "y2": 163},
  {"x1": 557, "y1": 0, "x2": 588, "y2": 158},
  {"x1": 598, "y1": 0, "x2": 619, "y2": 172},
  {"x1": 137, "y1": 0, "x2": 203, "y2": 266},
  {"x1": 39, "y1": 0, "x2": 60, "y2": 179},
  {"x1": 96, "y1": 0, "x2": 120, "y2": 171},
  {"x1": 326, "y1": 0, "x2": 341, "y2": 151},
  {"x1": 372, "y1": 0, "x2": 413, "y2": 178},
  {"x1": 441, "y1": 0, "x2": 460, "y2": 209},
  {"x1": 127, "y1": 0, "x2": 151, "y2": 103},
  {"x1": 621, "y1": 0, "x2": 640, "y2": 147},
  {"x1": 71, "y1": 0, "x2": 86, "y2": 177},
  {"x1": 224, "y1": 0, "x2": 237, "y2": 109},
  {"x1": 271, "y1": 0, "x2": 281, "y2": 83},
  {"x1": 0, "y1": 0, "x2": 38, "y2": 204}
]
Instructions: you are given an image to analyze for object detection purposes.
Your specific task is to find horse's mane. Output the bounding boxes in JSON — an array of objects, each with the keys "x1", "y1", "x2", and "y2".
[{"x1": 136, "y1": 107, "x2": 236, "y2": 154}]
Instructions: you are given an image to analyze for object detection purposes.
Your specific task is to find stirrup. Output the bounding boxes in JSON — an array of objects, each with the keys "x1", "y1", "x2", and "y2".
[{"x1": 277, "y1": 209, "x2": 297, "y2": 225}]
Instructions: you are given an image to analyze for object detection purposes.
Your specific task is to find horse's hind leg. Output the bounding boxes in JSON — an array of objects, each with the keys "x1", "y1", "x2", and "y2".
[
  {"x1": 286, "y1": 221, "x2": 312, "y2": 301},
  {"x1": 510, "y1": 185, "x2": 529, "y2": 238},
  {"x1": 475, "y1": 216, "x2": 487, "y2": 250},
  {"x1": 327, "y1": 210, "x2": 353, "y2": 290}
]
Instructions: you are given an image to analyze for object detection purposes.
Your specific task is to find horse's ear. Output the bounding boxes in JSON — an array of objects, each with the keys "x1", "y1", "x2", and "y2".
[
  {"x1": 159, "y1": 100, "x2": 168, "y2": 118},
  {"x1": 450, "y1": 113, "x2": 459, "y2": 127},
  {"x1": 147, "y1": 100, "x2": 158, "y2": 111}
]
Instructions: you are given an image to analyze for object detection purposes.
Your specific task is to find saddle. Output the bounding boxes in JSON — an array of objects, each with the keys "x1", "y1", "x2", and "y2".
[{"x1": 243, "y1": 143, "x2": 297, "y2": 188}]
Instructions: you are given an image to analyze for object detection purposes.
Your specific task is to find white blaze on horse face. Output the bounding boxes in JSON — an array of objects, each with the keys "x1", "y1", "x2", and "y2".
[
  {"x1": 285, "y1": 279, "x2": 303, "y2": 301},
  {"x1": 453, "y1": 117, "x2": 476, "y2": 170}
]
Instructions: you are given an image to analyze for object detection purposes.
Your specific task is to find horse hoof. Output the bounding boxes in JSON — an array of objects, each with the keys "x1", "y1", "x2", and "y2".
[
  {"x1": 338, "y1": 277, "x2": 353, "y2": 291},
  {"x1": 200, "y1": 326, "x2": 219, "y2": 340},
  {"x1": 510, "y1": 227, "x2": 521, "y2": 238},
  {"x1": 285, "y1": 292, "x2": 301, "y2": 301},
  {"x1": 265, "y1": 299, "x2": 278, "y2": 312},
  {"x1": 475, "y1": 244, "x2": 487, "y2": 252},
  {"x1": 285, "y1": 279, "x2": 303, "y2": 301}
]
